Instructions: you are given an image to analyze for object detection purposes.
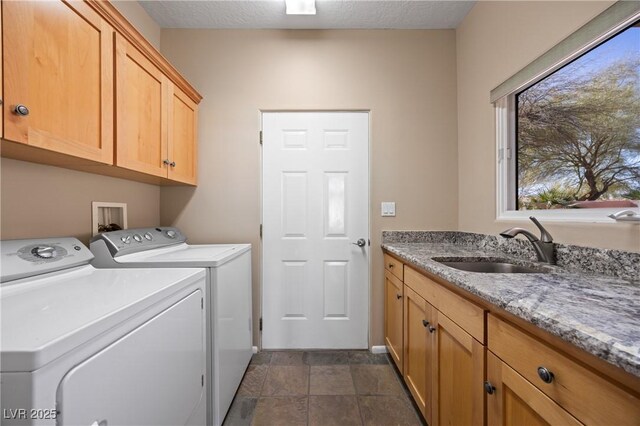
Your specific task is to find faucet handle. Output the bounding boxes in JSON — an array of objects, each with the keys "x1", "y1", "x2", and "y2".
[{"x1": 529, "y1": 217, "x2": 553, "y2": 243}]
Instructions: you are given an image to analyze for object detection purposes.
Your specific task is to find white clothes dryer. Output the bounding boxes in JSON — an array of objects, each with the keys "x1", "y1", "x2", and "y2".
[
  {"x1": 90, "y1": 227, "x2": 252, "y2": 426},
  {"x1": 0, "y1": 237, "x2": 207, "y2": 426}
]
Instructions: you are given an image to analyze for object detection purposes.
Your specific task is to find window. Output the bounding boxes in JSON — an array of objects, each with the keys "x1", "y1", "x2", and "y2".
[
  {"x1": 516, "y1": 21, "x2": 639, "y2": 211},
  {"x1": 495, "y1": 4, "x2": 640, "y2": 222}
]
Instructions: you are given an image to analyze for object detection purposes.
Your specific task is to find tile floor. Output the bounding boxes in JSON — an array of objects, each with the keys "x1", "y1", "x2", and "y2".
[{"x1": 223, "y1": 350, "x2": 425, "y2": 426}]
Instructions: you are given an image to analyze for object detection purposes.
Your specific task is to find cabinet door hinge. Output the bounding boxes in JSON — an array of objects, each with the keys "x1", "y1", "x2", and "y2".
[
  {"x1": 259, "y1": 317, "x2": 263, "y2": 332},
  {"x1": 259, "y1": 130, "x2": 263, "y2": 145}
]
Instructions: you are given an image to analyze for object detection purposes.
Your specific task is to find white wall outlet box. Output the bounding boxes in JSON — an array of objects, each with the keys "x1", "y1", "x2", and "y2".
[
  {"x1": 92, "y1": 202, "x2": 128, "y2": 236},
  {"x1": 381, "y1": 202, "x2": 396, "y2": 217}
]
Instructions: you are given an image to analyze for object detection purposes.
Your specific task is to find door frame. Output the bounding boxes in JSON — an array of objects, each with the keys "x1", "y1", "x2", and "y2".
[{"x1": 259, "y1": 109, "x2": 372, "y2": 350}]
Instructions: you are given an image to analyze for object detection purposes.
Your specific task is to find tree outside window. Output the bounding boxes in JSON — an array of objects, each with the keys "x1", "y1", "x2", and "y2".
[{"x1": 516, "y1": 21, "x2": 640, "y2": 210}]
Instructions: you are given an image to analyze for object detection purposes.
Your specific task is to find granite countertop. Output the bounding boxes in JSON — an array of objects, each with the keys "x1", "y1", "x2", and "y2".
[{"x1": 381, "y1": 231, "x2": 640, "y2": 378}]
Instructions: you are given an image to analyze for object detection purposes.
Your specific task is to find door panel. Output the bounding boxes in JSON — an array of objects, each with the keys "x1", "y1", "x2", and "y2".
[
  {"x1": 168, "y1": 85, "x2": 198, "y2": 184},
  {"x1": 434, "y1": 311, "x2": 485, "y2": 426},
  {"x1": 3, "y1": 0, "x2": 113, "y2": 163},
  {"x1": 262, "y1": 112, "x2": 369, "y2": 349},
  {"x1": 403, "y1": 285, "x2": 433, "y2": 423},
  {"x1": 115, "y1": 34, "x2": 167, "y2": 177},
  {"x1": 384, "y1": 271, "x2": 403, "y2": 369}
]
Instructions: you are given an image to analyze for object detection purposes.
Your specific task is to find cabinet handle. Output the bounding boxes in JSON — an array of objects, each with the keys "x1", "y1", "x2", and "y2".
[
  {"x1": 422, "y1": 319, "x2": 429, "y2": 327},
  {"x1": 484, "y1": 381, "x2": 496, "y2": 395},
  {"x1": 170, "y1": 161, "x2": 176, "y2": 167},
  {"x1": 396, "y1": 293, "x2": 402, "y2": 299},
  {"x1": 163, "y1": 159, "x2": 170, "y2": 165},
  {"x1": 388, "y1": 263, "x2": 394, "y2": 268},
  {"x1": 428, "y1": 325, "x2": 436, "y2": 333},
  {"x1": 14, "y1": 104, "x2": 29, "y2": 116},
  {"x1": 537, "y1": 366, "x2": 554, "y2": 383}
]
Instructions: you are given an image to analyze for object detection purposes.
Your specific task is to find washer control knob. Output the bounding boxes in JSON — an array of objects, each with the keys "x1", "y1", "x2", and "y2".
[
  {"x1": 122, "y1": 235, "x2": 131, "y2": 244},
  {"x1": 32, "y1": 246, "x2": 56, "y2": 259},
  {"x1": 144, "y1": 232, "x2": 153, "y2": 241},
  {"x1": 165, "y1": 230, "x2": 177, "y2": 239},
  {"x1": 133, "y1": 234, "x2": 142, "y2": 242}
]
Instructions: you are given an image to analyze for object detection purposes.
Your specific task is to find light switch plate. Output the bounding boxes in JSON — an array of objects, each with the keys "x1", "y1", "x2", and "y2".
[{"x1": 381, "y1": 202, "x2": 396, "y2": 217}]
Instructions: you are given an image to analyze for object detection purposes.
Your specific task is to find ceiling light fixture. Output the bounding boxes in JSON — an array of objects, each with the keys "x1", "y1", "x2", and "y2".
[{"x1": 285, "y1": 0, "x2": 316, "y2": 15}]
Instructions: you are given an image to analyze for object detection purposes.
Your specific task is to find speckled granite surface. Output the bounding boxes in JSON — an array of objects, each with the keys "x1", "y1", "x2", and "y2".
[{"x1": 381, "y1": 231, "x2": 640, "y2": 378}]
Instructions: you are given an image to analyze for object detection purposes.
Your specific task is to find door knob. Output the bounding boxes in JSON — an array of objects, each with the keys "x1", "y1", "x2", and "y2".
[{"x1": 352, "y1": 238, "x2": 366, "y2": 247}]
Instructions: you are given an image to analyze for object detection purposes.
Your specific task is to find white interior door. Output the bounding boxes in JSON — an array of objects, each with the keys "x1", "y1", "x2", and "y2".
[{"x1": 262, "y1": 112, "x2": 369, "y2": 349}]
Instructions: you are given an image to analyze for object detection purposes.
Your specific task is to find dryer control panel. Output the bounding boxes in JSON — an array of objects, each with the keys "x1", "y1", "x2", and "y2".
[
  {"x1": 0, "y1": 238, "x2": 93, "y2": 283},
  {"x1": 90, "y1": 227, "x2": 187, "y2": 258}
]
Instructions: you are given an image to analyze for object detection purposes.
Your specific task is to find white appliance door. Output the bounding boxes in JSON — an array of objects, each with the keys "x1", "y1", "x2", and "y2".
[
  {"x1": 56, "y1": 290, "x2": 205, "y2": 426},
  {"x1": 262, "y1": 112, "x2": 369, "y2": 349}
]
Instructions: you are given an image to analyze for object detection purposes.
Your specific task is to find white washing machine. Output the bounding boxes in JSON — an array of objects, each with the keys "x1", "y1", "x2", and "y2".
[
  {"x1": 90, "y1": 227, "x2": 252, "y2": 426},
  {"x1": 0, "y1": 237, "x2": 207, "y2": 426}
]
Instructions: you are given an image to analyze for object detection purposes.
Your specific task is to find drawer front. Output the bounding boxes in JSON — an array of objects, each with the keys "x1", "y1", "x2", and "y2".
[
  {"x1": 404, "y1": 266, "x2": 485, "y2": 343},
  {"x1": 384, "y1": 253, "x2": 404, "y2": 281},
  {"x1": 488, "y1": 314, "x2": 640, "y2": 426}
]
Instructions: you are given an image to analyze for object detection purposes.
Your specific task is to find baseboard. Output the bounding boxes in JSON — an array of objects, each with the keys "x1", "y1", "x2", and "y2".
[
  {"x1": 252, "y1": 346, "x2": 259, "y2": 354},
  {"x1": 370, "y1": 345, "x2": 388, "y2": 354}
]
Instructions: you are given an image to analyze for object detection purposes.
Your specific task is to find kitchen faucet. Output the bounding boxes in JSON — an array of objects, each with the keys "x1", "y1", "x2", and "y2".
[{"x1": 500, "y1": 217, "x2": 556, "y2": 264}]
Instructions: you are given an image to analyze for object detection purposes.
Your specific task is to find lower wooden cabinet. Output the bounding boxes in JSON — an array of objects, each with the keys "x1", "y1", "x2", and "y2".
[
  {"x1": 486, "y1": 351, "x2": 582, "y2": 426},
  {"x1": 384, "y1": 270, "x2": 404, "y2": 369},
  {"x1": 383, "y1": 251, "x2": 640, "y2": 426},
  {"x1": 402, "y1": 282, "x2": 485, "y2": 426},
  {"x1": 434, "y1": 311, "x2": 485, "y2": 426},
  {"x1": 403, "y1": 285, "x2": 434, "y2": 423}
]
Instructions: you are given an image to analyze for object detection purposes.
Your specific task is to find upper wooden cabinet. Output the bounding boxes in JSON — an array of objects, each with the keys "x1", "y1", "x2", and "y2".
[
  {"x1": 115, "y1": 35, "x2": 168, "y2": 178},
  {"x1": 1, "y1": 0, "x2": 202, "y2": 185},
  {"x1": 115, "y1": 36, "x2": 198, "y2": 185},
  {"x1": 167, "y1": 85, "x2": 198, "y2": 185},
  {"x1": 3, "y1": 0, "x2": 114, "y2": 164}
]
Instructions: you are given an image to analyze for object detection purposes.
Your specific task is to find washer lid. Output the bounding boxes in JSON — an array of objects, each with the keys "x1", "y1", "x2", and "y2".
[
  {"x1": 0, "y1": 265, "x2": 205, "y2": 372},
  {"x1": 115, "y1": 243, "x2": 251, "y2": 267}
]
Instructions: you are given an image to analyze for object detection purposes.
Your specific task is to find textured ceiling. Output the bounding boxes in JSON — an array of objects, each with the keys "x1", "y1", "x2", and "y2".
[{"x1": 139, "y1": 0, "x2": 476, "y2": 30}]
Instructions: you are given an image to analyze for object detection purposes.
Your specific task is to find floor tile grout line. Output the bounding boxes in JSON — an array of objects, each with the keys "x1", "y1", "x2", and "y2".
[
  {"x1": 307, "y1": 361, "x2": 311, "y2": 426},
  {"x1": 350, "y1": 363, "x2": 366, "y2": 425}
]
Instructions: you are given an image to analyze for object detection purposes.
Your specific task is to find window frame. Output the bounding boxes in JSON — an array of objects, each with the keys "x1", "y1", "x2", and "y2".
[{"x1": 495, "y1": 7, "x2": 640, "y2": 223}]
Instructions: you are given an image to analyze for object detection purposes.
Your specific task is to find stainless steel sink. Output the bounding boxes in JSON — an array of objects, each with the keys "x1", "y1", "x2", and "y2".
[{"x1": 434, "y1": 259, "x2": 546, "y2": 273}]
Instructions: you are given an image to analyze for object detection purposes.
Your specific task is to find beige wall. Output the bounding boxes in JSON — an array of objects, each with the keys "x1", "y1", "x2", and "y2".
[
  {"x1": 159, "y1": 29, "x2": 459, "y2": 347},
  {"x1": 111, "y1": 0, "x2": 161, "y2": 48},
  {"x1": 0, "y1": 159, "x2": 160, "y2": 245},
  {"x1": 456, "y1": 1, "x2": 640, "y2": 252},
  {"x1": 0, "y1": 2, "x2": 162, "y2": 245}
]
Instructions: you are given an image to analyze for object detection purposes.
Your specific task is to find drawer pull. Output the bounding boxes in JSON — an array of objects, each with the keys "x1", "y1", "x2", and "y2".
[
  {"x1": 484, "y1": 381, "x2": 496, "y2": 395},
  {"x1": 388, "y1": 263, "x2": 395, "y2": 268},
  {"x1": 537, "y1": 366, "x2": 554, "y2": 383},
  {"x1": 422, "y1": 319, "x2": 429, "y2": 327},
  {"x1": 14, "y1": 104, "x2": 29, "y2": 116},
  {"x1": 396, "y1": 293, "x2": 402, "y2": 300}
]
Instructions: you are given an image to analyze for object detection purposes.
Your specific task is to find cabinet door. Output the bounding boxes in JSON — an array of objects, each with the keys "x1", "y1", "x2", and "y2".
[
  {"x1": 486, "y1": 351, "x2": 582, "y2": 426},
  {"x1": 115, "y1": 34, "x2": 168, "y2": 177},
  {"x1": 403, "y1": 285, "x2": 434, "y2": 424},
  {"x1": 384, "y1": 270, "x2": 404, "y2": 370},
  {"x1": 167, "y1": 84, "x2": 198, "y2": 184},
  {"x1": 433, "y1": 311, "x2": 485, "y2": 426},
  {"x1": 3, "y1": 0, "x2": 114, "y2": 163}
]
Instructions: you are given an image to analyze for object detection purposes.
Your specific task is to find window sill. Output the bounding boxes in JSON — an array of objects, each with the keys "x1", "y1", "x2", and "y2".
[{"x1": 497, "y1": 208, "x2": 640, "y2": 224}]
